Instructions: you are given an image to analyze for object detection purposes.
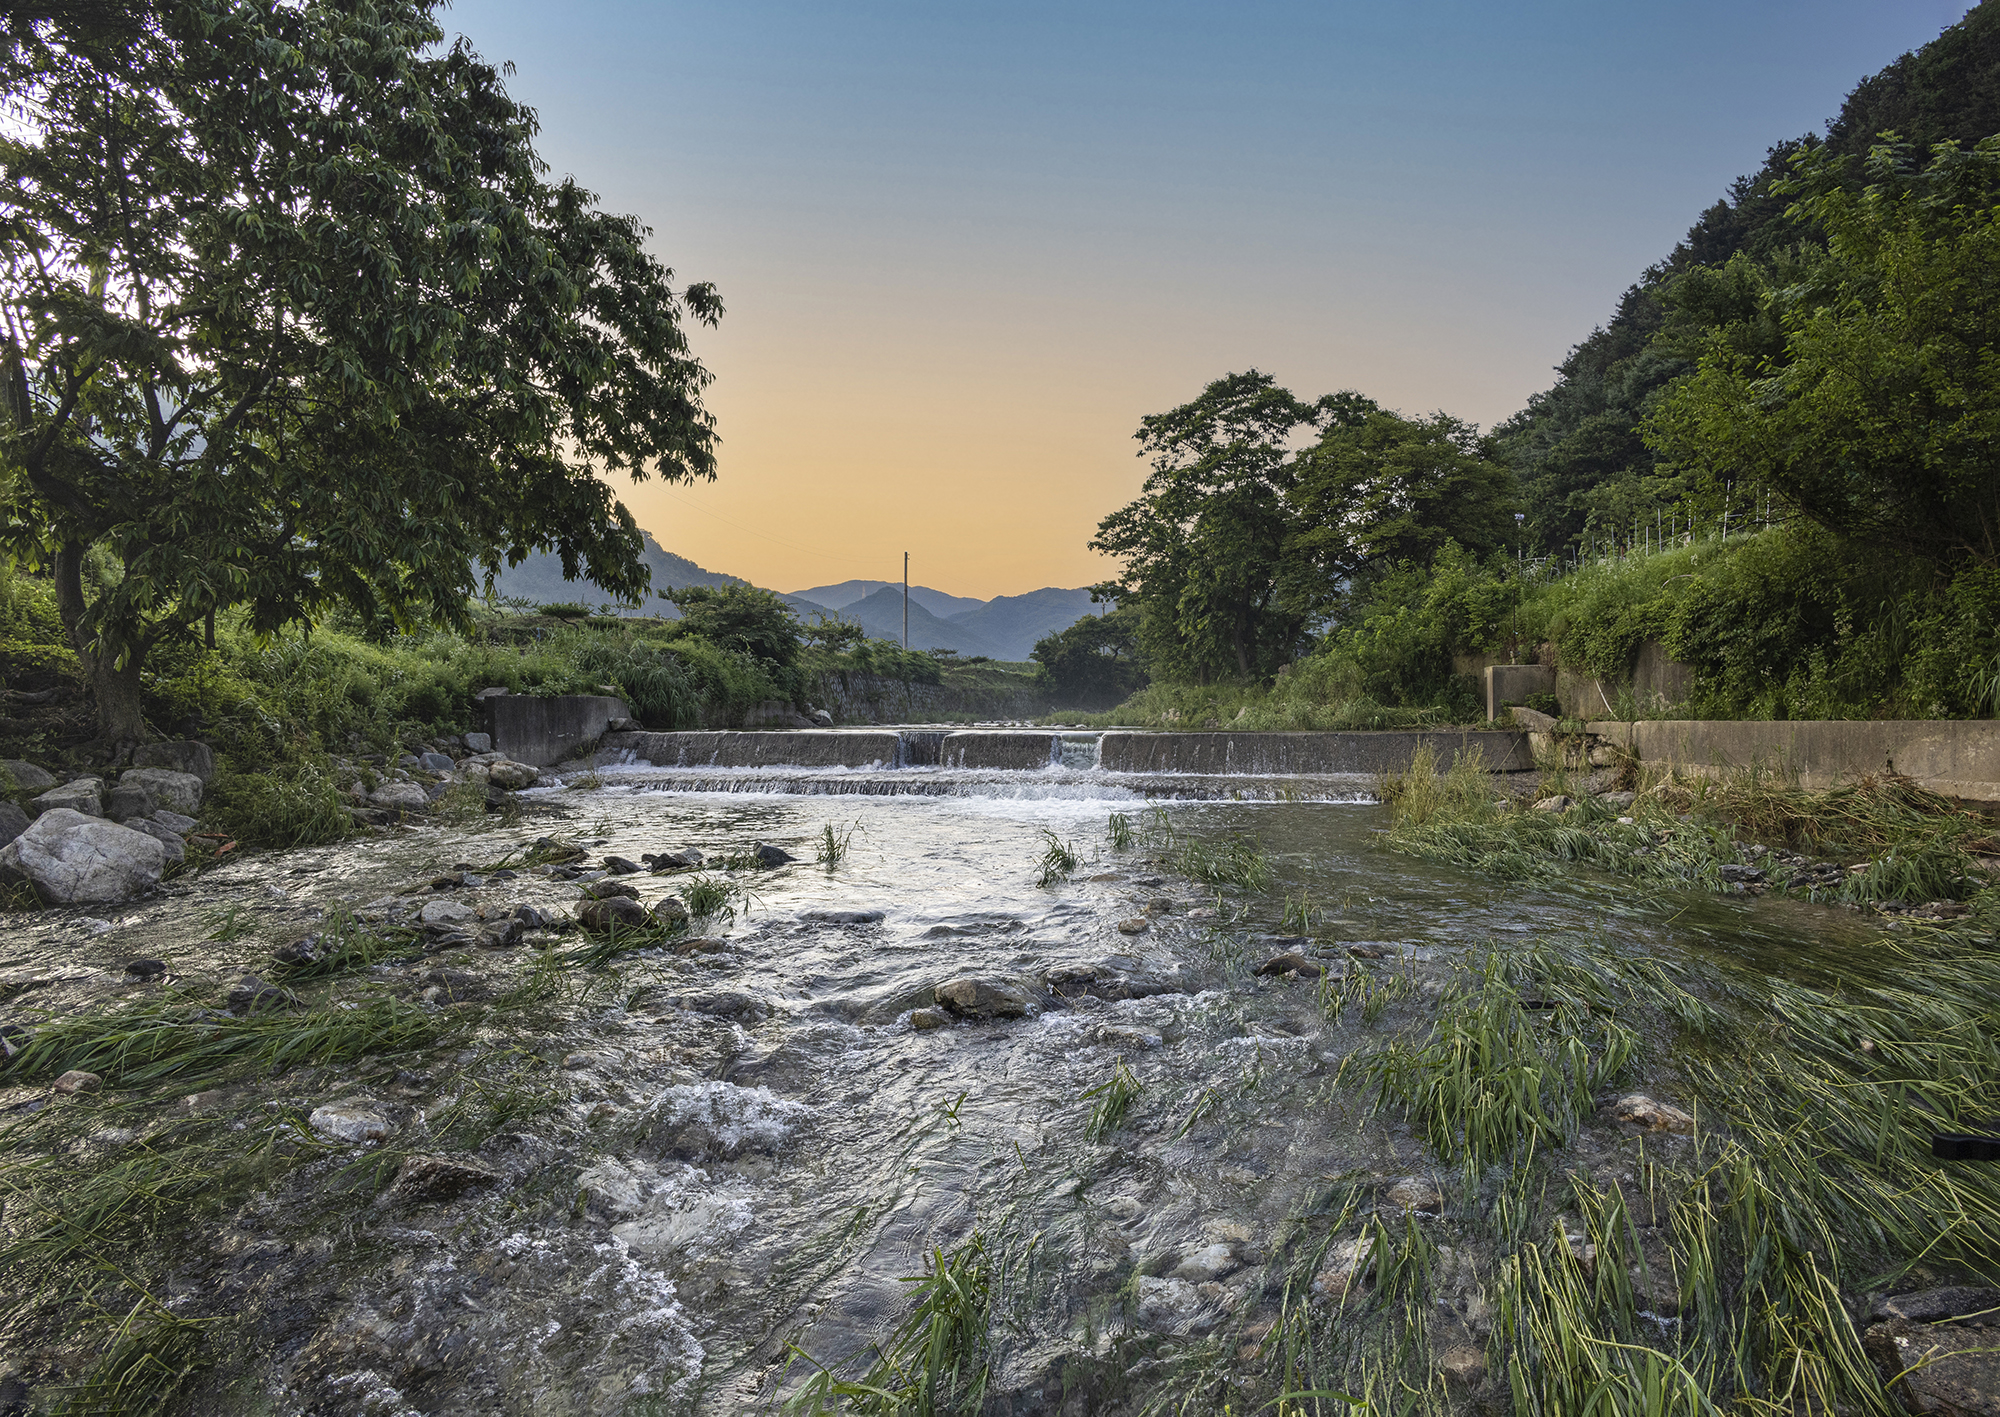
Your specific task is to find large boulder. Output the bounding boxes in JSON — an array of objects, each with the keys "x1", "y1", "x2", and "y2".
[
  {"x1": 1, "y1": 759, "x2": 57, "y2": 793},
  {"x1": 369, "y1": 782, "x2": 430, "y2": 814},
  {"x1": 486, "y1": 760, "x2": 539, "y2": 790},
  {"x1": 0, "y1": 801, "x2": 28, "y2": 848},
  {"x1": 121, "y1": 816, "x2": 187, "y2": 867},
  {"x1": 32, "y1": 778, "x2": 103, "y2": 817},
  {"x1": 131, "y1": 740, "x2": 216, "y2": 783},
  {"x1": 119, "y1": 768, "x2": 203, "y2": 815},
  {"x1": 0, "y1": 808, "x2": 167, "y2": 903}
]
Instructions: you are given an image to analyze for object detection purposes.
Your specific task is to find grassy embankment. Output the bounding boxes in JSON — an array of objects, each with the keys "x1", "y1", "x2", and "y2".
[
  {"x1": 0, "y1": 565, "x2": 1048, "y2": 851},
  {"x1": 1066, "y1": 521, "x2": 2000, "y2": 730}
]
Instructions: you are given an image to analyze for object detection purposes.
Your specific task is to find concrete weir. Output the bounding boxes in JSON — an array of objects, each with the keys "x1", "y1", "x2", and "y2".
[{"x1": 594, "y1": 727, "x2": 1533, "y2": 776}]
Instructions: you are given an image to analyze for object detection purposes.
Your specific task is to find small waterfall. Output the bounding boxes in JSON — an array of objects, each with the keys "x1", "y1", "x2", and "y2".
[
  {"x1": 1056, "y1": 734, "x2": 1102, "y2": 770},
  {"x1": 895, "y1": 731, "x2": 948, "y2": 767}
]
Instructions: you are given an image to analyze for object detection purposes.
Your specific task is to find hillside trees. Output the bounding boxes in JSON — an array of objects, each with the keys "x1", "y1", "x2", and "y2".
[
  {"x1": 1649, "y1": 136, "x2": 2000, "y2": 569},
  {"x1": 1031, "y1": 603, "x2": 1147, "y2": 703},
  {"x1": 0, "y1": 0, "x2": 721, "y2": 743}
]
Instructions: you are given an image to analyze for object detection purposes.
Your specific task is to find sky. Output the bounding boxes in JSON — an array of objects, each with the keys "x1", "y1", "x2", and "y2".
[{"x1": 450, "y1": 0, "x2": 1974, "y2": 600}]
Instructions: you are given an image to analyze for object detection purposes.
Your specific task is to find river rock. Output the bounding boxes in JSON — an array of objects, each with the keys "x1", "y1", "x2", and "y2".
[
  {"x1": 1312, "y1": 1234, "x2": 1375, "y2": 1303},
  {"x1": 387, "y1": 1154, "x2": 500, "y2": 1205},
  {"x1": 0, "y1": 809, "x2": 165, "y2": 903},
  {"x1": 644, "y1": 848, "x2": 704, "y2": 870},
  {"x1": 1436, "y1": 1345, "x2": 1488, "y2": 1389},
  {"x1": 418, "y1": 899, "x2": 475, "y2": 929},
  {"x1": 132, "y1": 740, "x2": 215, "y2": 782},
  {"x1": 909, "y1": 1007, "x2": 949, "y2": 1031},
  {"x1": 148, "y1": 808, "x2": 198, "y2": 836},
  {"x1": 1171, "y1": 1243, "x2": 1241, "y2": 1282},
  {"x1": 462, "y1": 732, "x2": 491, "y2": 752},
  {"x1": 1095, "y1": 1024, "x2": 1163, "y2": 1050},
  {"x1": 486, "y1": 760, "x2": 539, "y2": 790},
  {"x1": 639, "y1": 1079, "x2": 808, "y2": 1160},
  {"x1": 1864, "y1": 1319, "x2": 2000, "y2": 1415},
  {"x1": 1533, "y1": 795, "x2": 1575, "y2": 813},
  {"x1": 650, "y1": 896, "x2": 691, "y2": 928},
  {"x1": 119, "y1": 817, "x2": 186, "y2": 866},
  {"x1": 309, "y1": 1099, "x2": 391, "y2": 1143},
  {"x1": 0, "y1": 801, "x2": 27, "y2": 847},
  {"x1": 52, "y1": 1069, "x2": 102, "y2": 1095},
  {"x1": 1875, "y1": 1288, "x2": 2000, "y2": 1324},
  {"x1": 105, "y1": 782, "x2": 155, "y2": 822},
  {"x1": 579, "y1": 895, "x2": 650, "y2": 932},
  {"x1": 419, "y1": 751, "x2": 454, "y2": 772},
  {"x1": 753, "y1": 842, "x2": 794, "y2": 867},
  {"x1": 119, "y1": 768, "x2": 202, "y2": 814},
  {"x1": 32, "y1": 778, "x2": 104, "y2": 817},
  {"x1": 124, "y1": 959, "x2": 167, "y2": 981},
  {"x1": 1598, "y1": 791, "x2": 1638, "y2": 809},
  {"x1": 226, "y1": 975, "x2": 292, "y2": 1014},
  {"x1": 934, "y1": 976, "x2": 1033, "y2": 1019},
  {"x1": 602, "y1": 855, "x2": 643, "y2": 875},
  {"x1": 580, "y1": 879, "x2": 640, "y2": 901},
  {"x1": 1, "y1": 759, "x2": 57, "y2": 792},
  {"x1": 1608, "y1": 1093, "x2": 1696, "y2": 1135},
  {"x1": 1135, "y1": 1276, "x2": 1201, "y2": 1330},
  {"x1": 801, "y1": 908, "x2": 886, "y2": 924},
  {"x1": 369, "y1": 781, "x2": 430, "y2": 813},
  {"x1": 1384, "y1": 1174, "x2": 1444, "y2": 1212},
  {"x1": 1255, "y1": 952, "x2": 1322, "y2": 978}
]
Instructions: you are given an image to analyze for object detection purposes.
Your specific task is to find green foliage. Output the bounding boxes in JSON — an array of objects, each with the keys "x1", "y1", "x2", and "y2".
[
  {"x1": 0, "y1": 0, "x2": 720, "y2": 740},
  {"x1": 1029, "y1": 603, "x2": 1147, "y2": 704},
  {"x1": 1652, "y1": 135, "x2": 2000, "y2": 570},
  {"x1": 661, "y1": 585, "x2": 803, "y2": 667},
  {"x1": 1034, "y1": 830, "x2": 1079, "y2": 888},
  {"x1": 201, "y1": 760, "x2": 350, "y2": 850},
  {"x1": 1082, "y1": 1062, "x2": 1142, "y2": 1141},
  {"x1": 536, "y1": 603, "x2": 595, "y2": 621}
]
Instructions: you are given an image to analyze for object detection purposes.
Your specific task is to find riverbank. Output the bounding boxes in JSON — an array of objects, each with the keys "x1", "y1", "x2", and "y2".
[{"x1": 1, "y1": 766, "x2": 1995, "y2": 1413}]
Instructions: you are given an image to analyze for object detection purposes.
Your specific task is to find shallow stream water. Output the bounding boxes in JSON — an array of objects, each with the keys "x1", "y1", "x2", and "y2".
[{"x1": 0, "y1": 759, "x2": 1907, "y2": 1414}]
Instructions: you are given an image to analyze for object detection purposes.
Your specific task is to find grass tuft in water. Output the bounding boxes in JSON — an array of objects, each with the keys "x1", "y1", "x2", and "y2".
[
  {"x1": 1035, "y1": 830, "x2": 1079, "y2": 888},
  {"x1": 47, "y1": 1303, "x2": 212, "y2": 1417},
  {"x1": 1106, "y1": 812, "x2": 1134, "y2": 852},
  {"x1": 681, "y1": 873, "x2": 740, "y2": 925},
  {"x1": 816, "y1": 821, "x2": 859, "y2": 867},
  {"x1": 1083, "y1": 1061, "x2": 1143, "y2": 1142}
]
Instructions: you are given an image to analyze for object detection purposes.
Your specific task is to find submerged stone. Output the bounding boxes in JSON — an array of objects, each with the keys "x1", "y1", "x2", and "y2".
[{"x1": 934, "y1": 976, "x2": 1033, "y2": 1019}]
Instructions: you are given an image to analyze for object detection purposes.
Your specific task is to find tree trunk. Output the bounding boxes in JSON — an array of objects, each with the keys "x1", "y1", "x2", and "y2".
[{"x1": 53, "y1": 542, "x2": 151, "y2": 745}]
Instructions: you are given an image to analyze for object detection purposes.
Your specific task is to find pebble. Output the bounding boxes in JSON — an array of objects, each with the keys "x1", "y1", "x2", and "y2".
[
  {"x1": 1116, "y1": 917, "x2": 1149, "y2": 935},
  {"x1": 226, "y1": 976, "x2": 292, "y2": 1015},
  {"x1": 1384, "y1": 1174, "x2": 1443, "y2": 1212},
  {"x1": 908, "y1": 1007, "x2": 950, "y2": 1031},
  {"x1": 386, "y1": 1154, "x2": 500, "y2": 1205},
  {"x1": 1607, "y1": 1093, "x2": 1696, "y2": 1135},
  {"x1": 123, "y1": 958, "x2": 167, "y2": 981},
  {"x1": 52, "y1": 1069, "x2": 102, "y2": 1095},
  {"x1": 309, "y1": 1100, "x2": 392, "y2": 1144},
  {"x1": 1171, "y1": 1243, "x2": 1241, "y2": 1282}
]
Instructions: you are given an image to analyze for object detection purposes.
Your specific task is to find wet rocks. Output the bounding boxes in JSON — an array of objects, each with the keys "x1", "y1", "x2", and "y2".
[
  {"x1": 1864, "y1": 1317, "x2": 2000, "y2": 1414},
  {"x1": 643, "y1": 848, "x2": 704, "y2": 870},
  {"x1": 226, "y1": 975, "x2": 292, "y2": 1015},
  {"x1": 602, "y1": 855, "x2": 643, "y2": 875},
  {"x1": 0, "y1": 801, "x2": 27, "y2": 848},
  {"x1": 1875, "y1": 1288, "x2": 2000, "y2": 1324},
  {"x1": 1532, "y1": 795, "x2": 1575, "y2": 813},
  {"x1": 752, "y1": 842, "x2": 794, "y2": 867},
  {"x1": 638, "y1": 1079, "x2": 809, "y2": 1160},
  {"x1": 1135, "y1": 1276, "x2": 1201, "y2": 1329},
  {"x1": 386, "y1": 1154, "x2": 500, "y2": 1205},
  {"x1": 486, "y1": 760, "x2": 539, "y2": 790},
  {"x1": 31, "y1": 777, "x2": 103, "y2": 816},
  {"x1": 1436, "y1": 1344, "x2": 1488, "y2": 1389},
  {"x1": 1312, "y1": 1234, "x2": 1375, "y2": 1303},
  {"x1": 1095, "y1": 1024, "x2": 1162, "y2": 1050},
  {"x1": 934, "y1": 976, "x2": 1034, "y2": 1019},
  {"x1": 123, "y1": 959, "x2": 167, "y2": 982},
  {"x1": 801, "y1": 909, "x2": 886, "y2": 925},
  {"x1": 649, "y1": 896, "x2": 691, "y2": 929},
  {"x1": 1607, "y1": 1093, "x2": 1696, "y2": 1135},
  {"x1": 579, "y1": 896, "x2": 650, "y2": 932},
  {"x1": 1255, "y1": 952, "x2": 1323, "y2": 979},
  {"x1": 308, "y1": 1099, "x2": 392, "y2": 1143},
  {"x1": 1171, "y1": 1243, "x2": 1241, "y2": 1282},
  {"x1": 369, "y1": 782, "x2": 431, "y2": 814},
  {"x1": 119, "y1": 767, "x2": 203, "y2": 815},
  {"x1": 0, "y1": 808, "x2": 167, "y2": 903},
  {"x1": 1116, "y1": 917, "x2": 1149, "y2": 935},
  {"x1": 668, "y1": 989, "x2": 769, "y2": 1023},
  {"x1": 52, "y1": 1069, "x2": 102, "y2": 1096},
  {"x1": 418, "y1": 898, "x2": 477, "y2": 929},
  {"x1": 908, "y1": 1007, "x2": 950, "y2": 1031},
  {"x1": 1383, "y1": 1174, "x2": 1444, "y2": 1212},
  {"x1": 580, "y1": 879, "x2": 640, "y2": 901},
  {"x1": 121, "y1": 816, "x2": 187, "y2": 866}
]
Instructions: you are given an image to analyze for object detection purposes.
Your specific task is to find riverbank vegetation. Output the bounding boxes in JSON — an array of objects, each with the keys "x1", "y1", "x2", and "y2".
[{"x1": 1046, "y1": 4, "x2": 2000, "y2": 728}]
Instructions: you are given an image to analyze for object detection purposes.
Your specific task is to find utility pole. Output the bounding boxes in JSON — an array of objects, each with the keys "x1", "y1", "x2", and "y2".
[{"x1": 902, "y1": 552, "x2": 909, "y2": 650}]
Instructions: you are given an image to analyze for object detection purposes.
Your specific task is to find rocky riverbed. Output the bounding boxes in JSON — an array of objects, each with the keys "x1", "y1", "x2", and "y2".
[{"x1": 1, "y1": 774, "x2": 1996, "y2": 1414}]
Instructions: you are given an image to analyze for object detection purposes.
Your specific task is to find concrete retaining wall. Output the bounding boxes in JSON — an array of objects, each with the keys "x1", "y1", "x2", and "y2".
[
  {"x1": 940, "y1": 732, "x2": 1057, "y2": 769},
  {"x1": 1097, "y1": 730, "x2": 1533, "y2": 775},
  {"x1": 597, "y1": 730, "x2": 905, "y2": 769},
  {"x1": 1587, "y1": 719, "x2": 2000, "y2": 804},
  {"x1": 487, "y1": 695, "x2": 628, "y2": 768}
]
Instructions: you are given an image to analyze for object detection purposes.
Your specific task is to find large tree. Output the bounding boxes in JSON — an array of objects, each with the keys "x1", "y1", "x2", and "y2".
[
  {"x1": 1648, "y1": 135, "x2": 2000, "y2": 568},
  {"x1": 1090, "y1": 372, "x2": 1371, "y2": 683},
  {"x1": 0, "y1": 0, "x2": 721, "y2": 742}
]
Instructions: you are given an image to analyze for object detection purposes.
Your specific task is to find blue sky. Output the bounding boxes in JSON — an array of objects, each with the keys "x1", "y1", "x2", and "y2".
[{"x1": 450, "y1": 0, "x2": 1975, "y2": 595}]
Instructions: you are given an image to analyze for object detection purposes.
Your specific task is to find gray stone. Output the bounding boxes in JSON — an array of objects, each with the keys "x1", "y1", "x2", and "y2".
[
  {"x1": 123, "y1": 959, "x2": 167, "y2": 981},
  {"x1": 1, "y1": 759, "x2": 57, "y2": 792},
  {"x1": 752, "y1": 842, "x2": 795, "y2": 867},
  {"x1": 810, "y1": 708, "x2": 834, "y2": 727},
  {"x1": 462, "y1": 732, "x2": 492, "y2": 753},
  {"x1": 602, "y1": 855, "x2": 642, "y2": 875},
  {"x1": 226, "y1": 975, "x2": 292, "y2": 1014},
  {"x1": 1607, "y1": 1093, "x2": 1696, "y2": 1135},
  {"x1": 486, "y1": 760, "x2": 539, "y2": 790},
  {"x1": 1532, "y1": 795, "x2": 1575, "y2": 813},
  {"x1": 650, "y1": 896, "x2": 691, "y2": 928},
  {"x1": 1255, "y1": 951, "x2": 1322, "y2": 978},
  {"x1": 1172, "y1": 1243, "x2": 1241, "y2": 1282},
  {"x1": 105, "y1": 783, "x2": 156, "y2": 822},
  {"x1": 1865, "y1": 1320, "x2": 2000, "y2": 1415},
  {"x1": 388, "y1": 1154, "x2": 499, "y2": 1204},
  {"x1": 909, "y1": 1007, "x2": 950, "y2": 1031},
  {"x1": 120, "y1": 768, "x2": 203, "y2": 814},
  {"x1": 53, "y1": 1069, "x2": 103, "y2": 1095},
  {"x1": 32, "y1": 778, "x2": 104, "y2": 817},
  {"x1": 150, "y1": 808, "x2": 198, "y2": 835},
  {"x1": 1598, "y1": 791, "x2": 1638, "y2": 809},
  {"x1": 369, "y1": 781, "x2": 430, "y2": 813},
  {"x1": 417, "y1": 899, "x2": 475, "y2": 928},
  {"x1": 309, "y1": 1099, "x2": 392, "y2": 1144},
  {"x1": 580, "y1": 879, "x2": 640, "y2": 901},
  {"x1": 419, "y1": 751, "x2": 455, "y2": 772},
  {"x1": 131, "y1": 740, "x2": 215, "y2": 782},
  {"x1": 120, "y1": 817, "x2": 187, "y2": 866},
  {"x1": 0, "y1": 808, "x2": 165, "y2": 903},
  {"x1": 801, "y1": 909, "x2": 886, "y2": 924},
  {"x1": 0, "y1": 801, "x2": 27, "y2": 848},
  {"x1": 578, "y1": 896, "x2": 650, "y2": 932},
  {"x1": 1384, "y1": 1174, "x2": 1445, "y2": 1212},
  {"x1": 934, "y1": 976, "x2": 1033, "y2": 1019},
  {"x1": 1875, "y1": 1288, "x2": 2000, "y2": 1324},
  {"x1": 643, "y1": 848, "x2": 704, "y2": 870}
]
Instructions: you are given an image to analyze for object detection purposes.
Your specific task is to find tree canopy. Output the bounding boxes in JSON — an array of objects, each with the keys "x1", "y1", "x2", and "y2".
[
  {"x1": 0, "y1": 0, "x2": 721, "y2": 741},
  {"x1": 1031, "y1": 603, "x2": 1147, "y2": 704},
  {"x1": 662, "y1": 585, "x2": 802, "y2": 666}
]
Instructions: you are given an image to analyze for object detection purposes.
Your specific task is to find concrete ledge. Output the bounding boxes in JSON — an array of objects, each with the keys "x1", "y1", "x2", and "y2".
[
  {"x1": 1587, "y1": 719, "x2": 2000, "y2": 804},
  {"x1": 487, "y1": 695, "x2": 628, "y2": 768},
  {"x1": 940, "y1": 732, "x2": 1057, "y2": 769},
  {"x1": 1097, "y1": 731, "x2": 1533, "y2": 775},
  {"x1": 597, "y1": 730, "x2": 905, "y2": 769}
]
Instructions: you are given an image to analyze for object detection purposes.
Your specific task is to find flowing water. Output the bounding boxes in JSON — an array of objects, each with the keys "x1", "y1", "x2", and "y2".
[{"x1": 0, "y1": 756, "x2": 1908, "y2": 1414}]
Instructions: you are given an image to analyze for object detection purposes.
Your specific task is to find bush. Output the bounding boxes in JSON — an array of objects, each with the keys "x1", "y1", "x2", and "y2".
[{"x1": 203, "y1": 759, "x2": 350, "y2": 849}]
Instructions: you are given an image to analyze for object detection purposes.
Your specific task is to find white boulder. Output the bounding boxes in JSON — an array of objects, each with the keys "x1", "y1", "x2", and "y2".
[
  {"x1": 0, "y1": 808, "x2": 166, "y2": 903},
  {"x1": 119, "y1": 767, "x2": 203, "y2": 814}
]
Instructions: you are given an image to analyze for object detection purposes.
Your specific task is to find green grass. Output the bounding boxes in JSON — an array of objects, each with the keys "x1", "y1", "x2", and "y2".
[
  {"x1": 46, "y1": 1304, "x2": 213, "y2": 1417},
  {"x1": 1035, "y1": 830, "x2": 1079, "y2": 888},
  {"x1": 1083, "y1": 1062, "x2": 1143, "y2": 1142},
  {"x1": 1136, "y1": 807, "x2": 1273, "y2": 892},
  {"x1": 816, "y1": 821, "x2": 858, "y2": 868},
  {"x1": 1106, "y1": 812, "x2": 1134, "y2": 851}
]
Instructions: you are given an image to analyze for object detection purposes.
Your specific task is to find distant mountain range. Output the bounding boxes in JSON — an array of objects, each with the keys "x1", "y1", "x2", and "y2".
[{"x1": 489, "y1": 532, "x2": 1101, "y2": 661}]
